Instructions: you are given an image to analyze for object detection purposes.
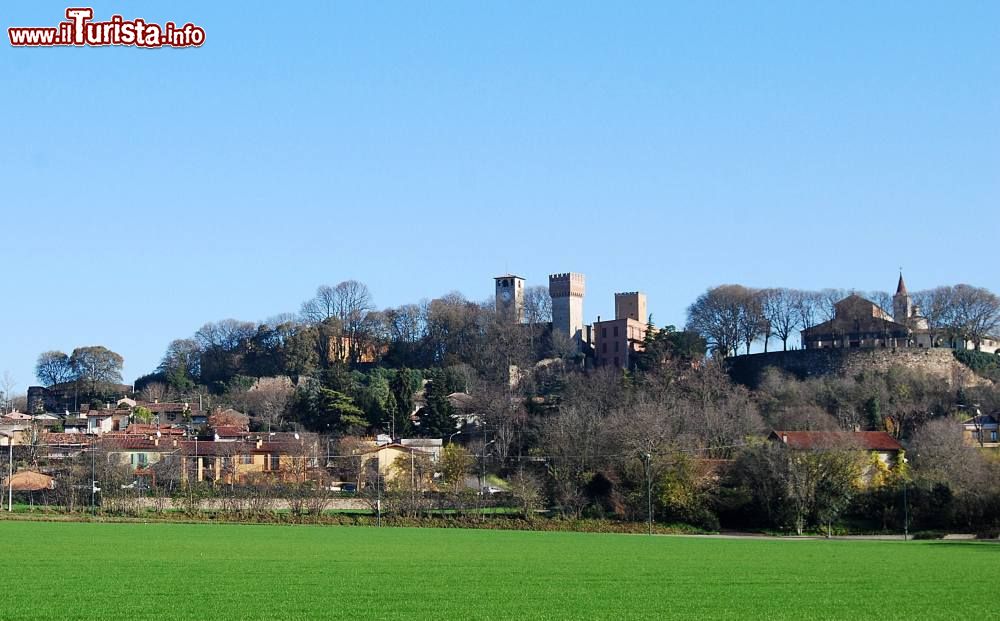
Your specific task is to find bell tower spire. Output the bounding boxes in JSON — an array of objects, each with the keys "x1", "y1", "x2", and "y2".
[{"x1": 893, "y1": 270, "x2": 912, "y2": 324}]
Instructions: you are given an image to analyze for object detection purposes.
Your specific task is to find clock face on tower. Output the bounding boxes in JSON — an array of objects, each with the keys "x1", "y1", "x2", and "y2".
[{"x1": 501, "y1": 289, "x2": 512, "y2": 302}]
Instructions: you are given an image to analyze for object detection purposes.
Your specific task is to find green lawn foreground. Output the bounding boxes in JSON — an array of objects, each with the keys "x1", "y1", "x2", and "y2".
[{"x1": 1, "y1": 521, "x2": 994, "y2": 620}]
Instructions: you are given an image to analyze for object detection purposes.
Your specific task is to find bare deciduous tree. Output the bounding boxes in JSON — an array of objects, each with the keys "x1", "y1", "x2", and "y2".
[
  {"x1": 868, "y1": 290, "x2": 894, "y2": 316},
  {"x1": 686, "y1": 285, "x2": 746, "y2": 358},
  {"x1": 738, "y1": 290, "x2": 767, "y2": 355},
  {"x1": 299, "y1": 285, "x2": 339, "y2": 324},
  {"x1": 762, "y1": 289, "x2": 802, "y2": 351},
  {"x1": 68, "y1": 347, "x2": 124, "y2": 397},
  {"x1": 35, "y1": 352, "x2": 75, "y2": 387},
  {"x1": 909, "y1": 418, "x2": 986, "y2": 494},
  {"x1": 793, "y1": 290, "x2": 824, "y2": 334},
  {"x1": 139, "y1": 382, "x2": 168, "y2": 404},
  {"x1": 950, "y1": 284, "x2": 1000, "y2": 350},
  {"x1": 242, "y1": 381, "x2": 293, "y2": 432},
  {"x1": 524, "y1": 285, "x2": 552, "y2": 325},
  {"x1": 0, "y1": 371, "x2": 17, "y2": 414}
]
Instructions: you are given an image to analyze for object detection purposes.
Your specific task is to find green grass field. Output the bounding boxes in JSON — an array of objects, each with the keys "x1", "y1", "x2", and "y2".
[{"x1": 2, "y1": 521, "x2": 995, "y2": 620}]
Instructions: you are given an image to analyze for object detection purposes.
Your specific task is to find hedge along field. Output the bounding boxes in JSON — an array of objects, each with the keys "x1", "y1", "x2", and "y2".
[{"x1": 2, "y1": 522, "x2": 995, "y2": 620}]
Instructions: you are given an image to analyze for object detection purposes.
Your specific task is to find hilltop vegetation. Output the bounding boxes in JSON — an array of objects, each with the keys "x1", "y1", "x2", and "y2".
[{"x1": 28, "y1": 278, "x2": 1000, "y2": 535}]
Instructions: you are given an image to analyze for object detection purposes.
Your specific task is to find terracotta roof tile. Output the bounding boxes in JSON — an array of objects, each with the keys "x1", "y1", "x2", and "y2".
[{"x1": 770, "y1": 430, "x2": 903, "y2": 452}]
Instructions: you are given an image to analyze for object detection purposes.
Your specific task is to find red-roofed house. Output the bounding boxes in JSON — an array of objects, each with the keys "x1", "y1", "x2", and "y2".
[
  {"x1": 40, "y1": 432, "x2": 93, "y2": 459},
  {"x1": 768, "y1": 430, "x2": 904, "y2": 484},
  {"x1": 102, "y1": 434, "x2": 182, "y2": 470},
  {"x1": 179, "y1": 432, "x2": 322, "y2": 485},
  {"x1": 140, "y1": 402, "x2": 207, "y2": 426},
  {"x1": 213, "y1": 426, "x2": 252, "y2": 442}
]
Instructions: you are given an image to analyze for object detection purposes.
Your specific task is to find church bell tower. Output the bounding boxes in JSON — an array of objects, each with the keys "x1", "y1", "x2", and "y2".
[
  {"x1": 893, "y1": 272, "x2": 912, "y2": 325},
  {"x1": 495, "y1": 274, "x2": 525, "y2": 322}
]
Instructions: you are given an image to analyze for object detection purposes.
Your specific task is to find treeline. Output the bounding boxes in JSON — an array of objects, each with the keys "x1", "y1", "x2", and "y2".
[
  {"x1": 34, "y1": 346, "x2": 126, "y2": 400},
  {"x1": 125, "y1": 279, "x2": 703, "y2": 436},
  {"x1": 140, "y1": 280, "x2": 558, "y2": 395},
  {"x1": 685, "y1": 283, "x2": 1000, "y2": 357}
]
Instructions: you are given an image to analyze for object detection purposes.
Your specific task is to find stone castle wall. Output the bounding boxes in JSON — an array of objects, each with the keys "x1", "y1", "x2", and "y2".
[{"x1": 727, "y1": 347, "x2": 990, "y2": 389}]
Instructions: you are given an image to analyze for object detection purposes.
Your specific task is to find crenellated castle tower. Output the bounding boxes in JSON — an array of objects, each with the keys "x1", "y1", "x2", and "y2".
[{"x1": 549, "y1": 272, "x2": 585, "y2": 349}]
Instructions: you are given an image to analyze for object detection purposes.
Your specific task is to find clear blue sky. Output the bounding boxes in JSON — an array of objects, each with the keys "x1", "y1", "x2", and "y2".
[{"x1": 3, "y1": 1, "x2": 999, "y2": 392}]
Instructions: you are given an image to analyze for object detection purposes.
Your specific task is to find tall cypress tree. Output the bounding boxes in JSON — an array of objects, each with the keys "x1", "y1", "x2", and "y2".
[
  {"x1": 417, "y1": 369, "x2": 455, "y2": 438},
  {"x1": 390, "y1": 368, "x2": 416, "y2": 437}
]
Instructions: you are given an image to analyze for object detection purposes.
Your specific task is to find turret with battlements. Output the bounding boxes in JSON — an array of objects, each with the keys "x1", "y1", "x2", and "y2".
[{"x1": 549, "y1": 272, "x2": 585, "y2": 349}]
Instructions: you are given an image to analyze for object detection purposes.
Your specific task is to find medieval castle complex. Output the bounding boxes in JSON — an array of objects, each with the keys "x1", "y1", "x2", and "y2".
[{"x1": 494, "y1": 272, "x2": 650, "y2": 369}]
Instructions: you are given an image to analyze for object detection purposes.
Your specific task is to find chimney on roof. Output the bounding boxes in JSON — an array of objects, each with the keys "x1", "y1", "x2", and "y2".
[{"x1": 781, "y1": 433, "x2": 788, "y2": 443}]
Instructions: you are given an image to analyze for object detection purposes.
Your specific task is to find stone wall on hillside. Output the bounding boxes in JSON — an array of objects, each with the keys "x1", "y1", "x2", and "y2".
[{"x1": 726, "y1": 347, "x2": 990, "y2": 389}]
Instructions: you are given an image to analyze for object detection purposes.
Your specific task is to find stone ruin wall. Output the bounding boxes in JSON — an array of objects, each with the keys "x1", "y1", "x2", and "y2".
[{"x1": 727, "y1": 347, "x2": 990, "y2": 389}]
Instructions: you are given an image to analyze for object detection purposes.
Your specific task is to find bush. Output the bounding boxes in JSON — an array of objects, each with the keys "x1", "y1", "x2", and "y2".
[{"x1": 953, "y1": 350, "x2": 1000, "y2": 380}]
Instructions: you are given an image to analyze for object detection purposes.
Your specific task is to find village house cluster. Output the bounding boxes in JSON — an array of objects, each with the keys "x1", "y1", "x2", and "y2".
[{"x1": 0, "y1": 396, "x2": 454, "y2": 494}]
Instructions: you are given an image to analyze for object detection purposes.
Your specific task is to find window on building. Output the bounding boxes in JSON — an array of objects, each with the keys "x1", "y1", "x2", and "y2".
[
  {"x1": 602, "y1": 343, "x2": 607, "y2": 353},
  {"x1": 614, "y1": 357, "x2": 619, "y2": 367},
  {"x1": 602, "y1": 328, "x2": 607, "y2": 338},
  {"x1": 241, "y1": 454, "x2": 253, "y2": 465},
  {"x1": 992, "y1": 430, "x2": 998, "y2": 442},
  {"x1": 614, "y1": 342, "x2": 619, "y2": 352},
  {"x1": 613, "y1": 326, "x2": 619, "y2": 337},
  {"x1": 270, "y1": 454, "x2": 280, "y2": 471}
]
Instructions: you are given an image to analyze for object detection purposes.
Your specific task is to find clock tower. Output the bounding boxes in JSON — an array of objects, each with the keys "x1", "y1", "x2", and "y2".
[{"x1": 494, "y1": 274, "x2": 525, "y2": 323}]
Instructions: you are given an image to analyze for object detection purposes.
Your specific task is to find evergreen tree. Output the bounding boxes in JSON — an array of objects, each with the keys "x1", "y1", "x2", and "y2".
[
  {"x1": 390, "y1": 367, "x2": 416, "y2": 437},
  {"x1": 293, "y1": 383, "x2": 366, "y2": 433},
  {"x1": 416, "y1": 369, "x2": 455, "y2": 438}
]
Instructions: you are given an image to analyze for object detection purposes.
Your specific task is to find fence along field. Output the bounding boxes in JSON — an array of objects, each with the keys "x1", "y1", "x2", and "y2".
[{"x1": 3, "y1": 520, "x2": 995, "y2": 620}]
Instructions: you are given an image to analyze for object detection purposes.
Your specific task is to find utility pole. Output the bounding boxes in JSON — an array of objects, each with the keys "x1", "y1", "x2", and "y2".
[
  {"x1": 1, "y1": 432, "x2": 13, "y2": 512},
  {"x1": 376, "y1": 469, "x2": 382, "y2": 528},
  {"x1": 902, "y1": 455, "x2": 909, "y2": 541},
  {"x1": 481, "y1": 427, "x2": 487, "y2": 493},
  {"x1": 91, "y1": 441, "x2": 96, "y2": 516},
  {"x1": 644, "y1": 452, "x2": 652, "y2": 536},
  {"x1": 8, "y1": 438, "x2": 12, "y2": 512}
]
